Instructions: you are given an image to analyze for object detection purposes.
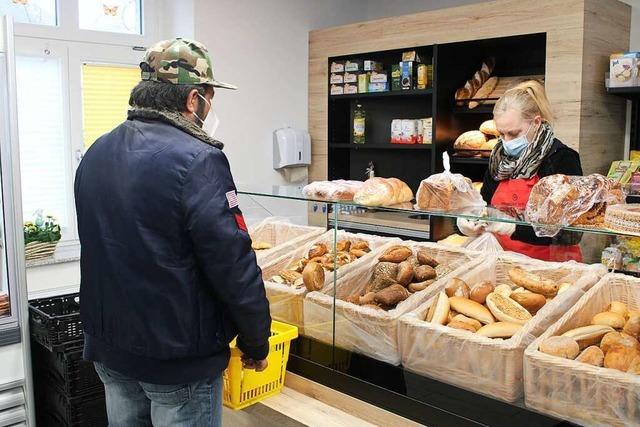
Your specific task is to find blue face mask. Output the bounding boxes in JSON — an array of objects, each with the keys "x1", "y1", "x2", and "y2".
[{"x1": 503, "y1": 122, "x2": 534, "y2": 158}]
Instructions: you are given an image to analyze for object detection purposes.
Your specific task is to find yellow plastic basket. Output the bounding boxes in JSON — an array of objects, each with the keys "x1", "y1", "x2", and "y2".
[{"x1": 223, "y1": 321, "x2": 298, "y2": 410}]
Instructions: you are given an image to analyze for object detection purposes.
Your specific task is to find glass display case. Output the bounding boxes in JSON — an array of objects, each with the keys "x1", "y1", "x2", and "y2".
[{"x1": 239, "y1": 185, "x2": 637, "y2": 427}]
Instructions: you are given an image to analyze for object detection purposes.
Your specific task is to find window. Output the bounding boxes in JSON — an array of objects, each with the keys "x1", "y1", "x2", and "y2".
[
  {"x1": 79, "y1": 0, "x2": 141, "y2": 35},
  {"x1": 0, "y1": 0, "x2": 57, "y2": 26},
  {"x1": 81, "y1": 63, "x2": 139, "y2": 148},
  {"x1": 15, "y1": 54, "x2": 71, "y2": 229}
]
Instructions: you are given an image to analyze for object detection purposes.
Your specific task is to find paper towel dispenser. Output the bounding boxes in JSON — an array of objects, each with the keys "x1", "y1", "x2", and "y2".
[{"x1": 273, "y1": 127, "x2": 311, "y2": 169}]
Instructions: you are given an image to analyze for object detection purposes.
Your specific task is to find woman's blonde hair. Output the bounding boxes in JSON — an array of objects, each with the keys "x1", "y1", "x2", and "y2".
[{"x1": 493, "y1": 80, "x2": 553, "y2": 124}]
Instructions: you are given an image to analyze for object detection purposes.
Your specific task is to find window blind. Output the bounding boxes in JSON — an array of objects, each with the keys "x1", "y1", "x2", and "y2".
[{"x1": 81, "y1": 64, "x2": 139, "y2": 149}]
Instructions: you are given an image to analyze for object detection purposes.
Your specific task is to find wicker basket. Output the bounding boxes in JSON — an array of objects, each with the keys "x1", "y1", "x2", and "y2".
[
  {"x1": 260, "y1": 230, "x2": 398, "y2": 332},
  {"x1": 397, "y1": 253, "x2": 606, "y2": 402},
  {"x1": 248, "y1": 219, "x2": 324, "y2": 267},
  {"x1": 25, "y1": 241, "x2": 58, "y2": 260},
  {"x1": 524, "y1": 273, "x2": 640, "y2": 426},
  {"x1": 303, "y1": 242, "x2": 482, "y2": 365}
]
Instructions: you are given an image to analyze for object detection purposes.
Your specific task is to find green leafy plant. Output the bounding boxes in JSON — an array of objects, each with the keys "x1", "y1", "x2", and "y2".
[{"x1": 24, "y1": 210, "x2": 61, "y2": 245}]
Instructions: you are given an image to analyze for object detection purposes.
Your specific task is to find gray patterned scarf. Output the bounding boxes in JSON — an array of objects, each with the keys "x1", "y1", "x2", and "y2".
[
  {"x1": 127, "y1": 107, "x2": 224, "y2": 149},
  {"x1": 488, "y1": 121, "x2": 555, "y2": 181}
]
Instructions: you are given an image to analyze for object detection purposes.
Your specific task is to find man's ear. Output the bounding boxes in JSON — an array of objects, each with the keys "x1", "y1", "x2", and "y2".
[{"x1": 185, "y1": 89, "x2": 200, "y2": 114}]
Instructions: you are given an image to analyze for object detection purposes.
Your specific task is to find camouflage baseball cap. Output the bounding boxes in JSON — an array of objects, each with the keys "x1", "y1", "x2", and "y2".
[{"x1": 140, "y1": 38, "x2": 237, "y2": 90}]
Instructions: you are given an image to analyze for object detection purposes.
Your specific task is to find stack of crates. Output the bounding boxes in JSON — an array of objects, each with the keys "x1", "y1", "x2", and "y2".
[{"x1": 29, "y1": 293, "x2": 107, "y2": 426}]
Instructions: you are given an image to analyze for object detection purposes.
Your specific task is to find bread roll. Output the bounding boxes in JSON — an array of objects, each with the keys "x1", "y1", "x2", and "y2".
[
  {"x1": 592, "y1": 311, "x2": 626, "y2": 329},
  {"x1": 600, "y1": 331, "x2": 639, "y2": 354},
  {"x1": 359, "y1": 292, "x2": 376, "y2": 306},
  {"x1": 417, "y1": 250, "x2": 439, "y2": 267},
  {"x1": 374, "y1": 284, "x2": 410, "y2": 307},
  {"x1": 494, "y1": 284, "x2": 513, "y2": 297},
  {"x1": 627, "y1": 356, "x2": 640, "y2": 374},
  {"x1": 445, "y1": 278, "x2": 469, "y2": 298},
  {"x1": 508, "y1": 268, "x2": 559, "y2": 297},
  {"x1": 449, "y1": 314, "x2": 482, "y2": 332},
  {"x1": 408, "y1": 280, "x2": 433, "y2": 293},
  {"x1": 623, "y1": 315, "x2": 640, "y2": 339},
  {"x1": 454, "y1": 131, "x2": 487, "y2": 151},
  {"x1": 486, "y1": 292, "x2": 532, "y2": 325},
  {"x1": 396, "y1": 261, "x2": 414, "y2": 286},
  {"x1": 378, "y1": 245, "x2": 412, "y2": 263},
  {"x1": 606, "y1": 301, "x2": 629, "y2": 319},
  {"x1": 479, "y1": 120, "x2": 500, "y2": 137},
  {"x1": 476, "y1": 322, "x2": 522, "y2": 338},
  {"x1": 604, "y1": 346, "x2": 640, "y2": 372},
  {"x1": 414, "y1": 265, "x2": 437, "y2": 282},
  {"x1": 539, "y1": 336, "x2": 580, "y2": 359},
  {"x1": 303, "y1": 262, "x2": 325, "y2": 291},
  {"x1": 426, "y1": 291, "x2": 450, "y2": 325},
  {"x1": 509, "y1": 292, "x2": 546, "y2": 315},
  {"x1": 449, "y1": 296, "x2": 495, "y2": 325},
  {"x1": 470, "y1": 282, "x2": 494, "y2": 304},
  {"x1": 482, "y1": 138, "x2": 499, "y2": 151},
  {"x1": 562, "y1": 325, "x2": 615, "y2": 349},
  {"x1": 576, "y1": 346, "x2": 605, "y2": 367}
]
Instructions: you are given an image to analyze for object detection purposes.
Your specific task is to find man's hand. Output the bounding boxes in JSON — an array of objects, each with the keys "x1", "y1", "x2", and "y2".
[{"x1": 241, "y1": 355, "x2": 268, "y2": 372}]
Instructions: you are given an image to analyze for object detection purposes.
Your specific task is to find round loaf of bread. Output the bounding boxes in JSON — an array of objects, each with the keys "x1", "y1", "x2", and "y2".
[
  {"x1": 454, "y1": 131, "x2": 487, "y2": 151},
  {"x1": 479, "y1": 120, "x2": 500, "y2": 137},
  {"x1": 592, "y1": 311, "x2": 626, "y2": 329},
  {"x1": 575, "y1": 345, "x2": 604, "y2": 366},
  {"x1": 539, "y1": 336, "x2": 580, "y2": 359}
]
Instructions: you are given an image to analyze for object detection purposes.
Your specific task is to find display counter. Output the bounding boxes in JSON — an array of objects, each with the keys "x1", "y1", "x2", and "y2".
[{"x1": 240, "y1": 185, "x2": 638, "y2": 427}]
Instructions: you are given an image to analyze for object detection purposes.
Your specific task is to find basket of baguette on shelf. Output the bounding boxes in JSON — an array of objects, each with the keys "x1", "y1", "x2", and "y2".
[{"x1": 397, "y1": 253, "x2": 605, "y2": 402}]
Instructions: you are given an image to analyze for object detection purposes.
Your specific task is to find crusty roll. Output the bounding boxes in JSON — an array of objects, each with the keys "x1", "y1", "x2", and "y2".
[
  {"x1": 353, "y1": 177, "x2": 414, "y2": 207},
  {"x1": 449, "y1": 296, "x2": 495, "y2": 325},
  {"x1": 476, "y1": 321, "x2": 522, "y2": 338},
  {"x1": 479, "y1": 120, "x2": 500, "y2": 137},
  {"x1": 454, "y1": 130, "x2": 488, "y2": 151}
]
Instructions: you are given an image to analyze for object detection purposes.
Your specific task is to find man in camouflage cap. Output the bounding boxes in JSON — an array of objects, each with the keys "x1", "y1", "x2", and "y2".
[{"x1": 75, "y1": 38, "x2": 271, "y2": 427}]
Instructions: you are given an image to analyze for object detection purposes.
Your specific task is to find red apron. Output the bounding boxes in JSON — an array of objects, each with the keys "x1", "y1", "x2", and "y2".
[{"x1": 490, "y1": 176, "x2": 582, "y2": 262}]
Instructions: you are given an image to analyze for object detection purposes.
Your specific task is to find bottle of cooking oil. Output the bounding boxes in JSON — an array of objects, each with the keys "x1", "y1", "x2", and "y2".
[{"x1": 353, "y1": 103, "x2": 366, "y2": 144}]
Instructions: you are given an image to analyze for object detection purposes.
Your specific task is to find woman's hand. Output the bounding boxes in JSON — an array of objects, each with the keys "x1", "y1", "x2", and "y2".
[{"x1": 456, "y1": 218, "x2": 487, "y2": 237}]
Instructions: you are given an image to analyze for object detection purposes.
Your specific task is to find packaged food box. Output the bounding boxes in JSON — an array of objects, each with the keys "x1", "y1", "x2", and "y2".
[
  {"x1": 357, "y1": 73, "x2": 369, "y2": 93},
  {"x1": 390, "y1": 119, "x2": 402, "y2": 144},
  {"x1": 364, "y1": 60, "x2": 383, "y2": 72},
  {"x1": 391, "y1": 64, "x2": 401, "y2": 91},
  {"x1": 330, "y1": 73, "x2": 344, "y2": 84},
  {"x1": 401, "y1": 119, "x2": 418, "y2": 144},
  {"x1": 607, "y1": 160, "x2": 640, "y2": 184},
  {"x1": 330, "y1": 61, "x2": 345, "y2": 73},
  {"x1": 330, "y1": 84, "x2": 344, "y2": 96},
  {"x1": 416, "y1": 119, "x2": 424, "y2": 144},
  {"x1": 422, "y1": 118, "x2": 433, "y2": 144},
  {"x1": 343, "y1": 72, "x2": 357, "y2": 84},
  {"x1": 417, "y1": 64, "x2": 428, "y2": 89},
  {"x1": 401, "y1": 61, "x2": 415, "y2": 90},
  {"x1": 609, "y1": 52, "x2": 639, "y2": 87},
  {"x1": 345, "y1": 59, "x2": 364, "y2": 72},
  {"x1": 370, "y1": 71, "x2": 388, "y2": 84},
  {"x1": 368, "y1": 82, "x2": 388, "y2": 93},
  {"x1": 344, "y1": 84, "x2": 358, "y2": 95},
  {"x1": 402, "y1": 51, "x2": 423, "y2": 63}
]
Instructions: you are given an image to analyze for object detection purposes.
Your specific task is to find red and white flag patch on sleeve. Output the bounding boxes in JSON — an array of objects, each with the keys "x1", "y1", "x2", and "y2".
[{"x1": 226, "y1": 190, "x2": 239, "y2": 209}]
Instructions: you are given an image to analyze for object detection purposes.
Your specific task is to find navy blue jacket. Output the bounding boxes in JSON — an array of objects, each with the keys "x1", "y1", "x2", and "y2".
[{"x1": 74, "y1": 118, "x2": 271, "y2": 385}]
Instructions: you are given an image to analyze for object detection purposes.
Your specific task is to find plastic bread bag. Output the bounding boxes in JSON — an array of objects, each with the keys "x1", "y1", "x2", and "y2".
[
  {"x1": 464, "y1": 231, "x2": 504, "y2": 252},
  {"x1": 525, "y1": 174, "x2": 626, "y2": 237},
  {"x1": 415, "y1": 152, "x2": 487, "y2": 211},
  {"x1": 302, "y1": 180, "x2": 364, "y2": 201}
]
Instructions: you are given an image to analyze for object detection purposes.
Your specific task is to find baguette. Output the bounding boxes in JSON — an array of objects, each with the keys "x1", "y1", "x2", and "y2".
[
  {"x1": 448, "y1": 296, "x2": 495, "y2": 325},
  {"x1": 469, "y1": 77, "x2": 498, "y2": 109},
  {"x1": 426, "y1": 291, "x2": 450, "y2": 325},
  {"x1": 562, "y1": 325, "x2": 615, "y2": 349},
  {"x1": 591, "y1": 311, "x2": 626, "y2": 329},
  {"x1": 476, "y1": 321, "x2": 522, "y2": 338},
  {"x1": 508, "y1": 267, "x2": 559, "y2": 297}
]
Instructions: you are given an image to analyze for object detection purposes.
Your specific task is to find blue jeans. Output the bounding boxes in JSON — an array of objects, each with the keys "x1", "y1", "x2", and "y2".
[{"x1": 94, "y1": 362, "x2": 223, "y2": 427}]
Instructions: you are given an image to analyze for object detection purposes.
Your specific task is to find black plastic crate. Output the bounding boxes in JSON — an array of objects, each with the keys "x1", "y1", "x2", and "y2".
[
  {"x1": 32, "y1": 340, "x2": 102, "y2": 397},
  {"x1": 29, "y1": 293, "x2": 82, "y2": 350},
  {"x1": 35, "y1": 381, "x2": 106, "y2": 427}
]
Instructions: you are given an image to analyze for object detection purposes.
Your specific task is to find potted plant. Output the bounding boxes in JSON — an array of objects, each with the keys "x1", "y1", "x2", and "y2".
[{"x1": 24, "y1": 210, "x2": 61, "y2": 260}]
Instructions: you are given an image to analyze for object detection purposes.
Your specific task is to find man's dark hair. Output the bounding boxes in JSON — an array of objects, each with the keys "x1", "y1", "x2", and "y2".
[{"x1": 129, "y1": 80, "x2": 208, "y2": 114}]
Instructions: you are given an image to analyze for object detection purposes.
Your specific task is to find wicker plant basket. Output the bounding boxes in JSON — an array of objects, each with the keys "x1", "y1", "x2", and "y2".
[
  {"x1": 259, "y1": 230, "x2": 398, "y2": 332},
  {"x1": 524, "y1": 273, "x2": 640, "y2": 426},
  {"x1": 25, "y1": 241, "x2": 58, "y2": 260},
  {"x1": 248, "y1": 219, "x2": 324, "y2": 267},
  {"x1": 397, "y1": 253, "x2": 606, "y2": 402},
  {"x1": 303, "y1": 241, "x2": 482, "y2": 365}
]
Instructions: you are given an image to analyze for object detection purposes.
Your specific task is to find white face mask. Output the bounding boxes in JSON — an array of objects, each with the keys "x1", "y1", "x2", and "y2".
[{"x1": 194, "y1": 93, "x2": 220, "y2": 137}]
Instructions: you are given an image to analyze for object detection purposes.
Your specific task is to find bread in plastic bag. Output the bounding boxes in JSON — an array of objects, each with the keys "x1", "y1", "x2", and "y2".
[
  {"x1": 302, "y1": 180, "x2": 364, "y2": 201},
  {"x1": 463, "y1": 231, "x2": 503, "y2": 252},
  {"x1": 525, "y1": 174, "x2": 626, "y2": 237},
  {"x1": 415, "y1": 152, "x2": 486, "y2": 211}
]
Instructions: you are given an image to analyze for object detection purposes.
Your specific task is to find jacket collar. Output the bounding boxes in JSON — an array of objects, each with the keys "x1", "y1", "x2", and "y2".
[{"x1": 127, "y1": 107, "x2": 224, "y2": 149}]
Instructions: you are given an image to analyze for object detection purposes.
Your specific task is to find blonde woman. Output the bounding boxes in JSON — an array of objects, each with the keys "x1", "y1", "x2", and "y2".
[{"x1": 458, "y1": 80, "x2": 583, "y2": 261}]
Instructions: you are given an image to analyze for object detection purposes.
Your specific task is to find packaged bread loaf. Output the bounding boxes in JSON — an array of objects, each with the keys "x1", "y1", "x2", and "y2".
[
  {"x1": 415, "y1": 153, "x2": 486, "y2": 211},
  {"x1": 353, "y1": 177, "x2": 413, "y2": 207},
  {"x1": 525, "y1": 174, "x2": 626, "y2": 237},
  {"x1": 302, "y1": 180, "x2": 364, "y2": 201}
]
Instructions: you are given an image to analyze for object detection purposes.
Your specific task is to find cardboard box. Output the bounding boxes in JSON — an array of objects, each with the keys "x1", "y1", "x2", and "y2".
[
  {"x1": 369, "y1": 71, "x2": 388, "y2": 83},
  {"x1": 330, "y1": 61, "x2": 345, "y2": 73},
  {"x1": 368, "y1": 82, "x2": 388, "y2": 92},
  {"x1": 357, "y1": 73, "x2": 369, "y2": 93},
  {"x1": 364, "y1": 60, "x2": 383, "y2": 72},
  {"x1": 402, "y1": 51, "x2": 423, "y2": 63},
  {"x1": 330, "y1": 84, "x2": 344, "y2": 95},
  {"x1": 330, "y1": 73, "x2": 344, "y2": 84},
  {"x1": 344, "y1": 84, "x2": 358, "y2": 95},
  {"x1": 609, "y1": 52, "x2": 639, "y2": 87},
  {"x1": 391, "y1": 64, "x2": 401, "y2": 91},
  {"x1": 344, "y1": 72, "x2": 357, "y2": 84},
  {"x1": 345, "y1": 60, "x2": 364, "y2": 72},
  {"x1": 401, "y1": 61, "x2": 415, "y2": 90}
]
